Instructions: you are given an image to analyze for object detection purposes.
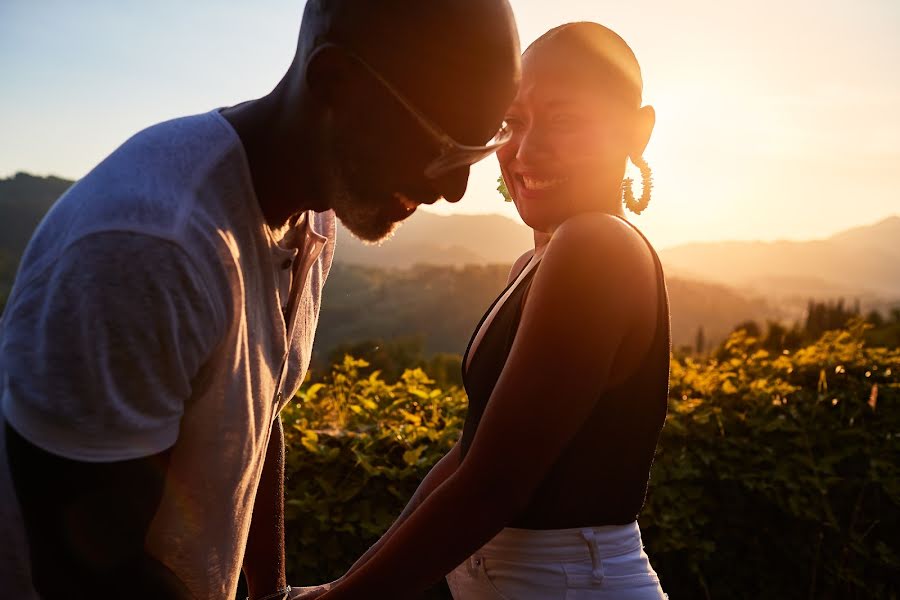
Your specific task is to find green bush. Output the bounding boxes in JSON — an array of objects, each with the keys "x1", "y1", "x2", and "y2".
[
  {"x1": 281, "y1": 356, "x2": 465, "y2": 593},
  {"x1": 645, "y1": 322, "x2": 899, "y2": 598},
  {"x1": 283, "y1": 325, "x2": 899, "y2": 598}
]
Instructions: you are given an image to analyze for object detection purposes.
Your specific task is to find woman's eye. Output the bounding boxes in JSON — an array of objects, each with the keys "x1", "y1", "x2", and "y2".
[
  {"x1": 551, "y1": 114, "x2": 581, "y2": 129},
  {"x1": 502, "y1": 117, "x2": 523, "y2": 131}
]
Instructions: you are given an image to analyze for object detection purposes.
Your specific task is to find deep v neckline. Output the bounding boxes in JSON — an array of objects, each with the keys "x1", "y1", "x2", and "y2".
[{"x1": 462, "y1": 249, "x2": 545, "y2": 378}]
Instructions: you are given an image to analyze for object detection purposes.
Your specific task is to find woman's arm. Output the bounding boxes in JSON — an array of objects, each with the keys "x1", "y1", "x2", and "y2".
[
  {"x1": 343, "y1": 442, "x2": 461, "y2": 577},
  {"x1": 318, "y1": 214, "x2": 658, "y2": 599},
  {"x1": 290, "y1": 444, "x2": 462, "y2": 599}
]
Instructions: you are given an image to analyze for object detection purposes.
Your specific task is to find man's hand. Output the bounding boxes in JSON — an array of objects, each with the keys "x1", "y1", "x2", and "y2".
[
  {"x1": 243, "y1": 415, "x2": 287, "y2": 598},
  {"x1": 4, "y1": 422, "x2": 192, "y2": 598}
]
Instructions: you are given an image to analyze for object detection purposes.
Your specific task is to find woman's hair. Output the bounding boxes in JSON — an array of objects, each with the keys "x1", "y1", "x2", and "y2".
[{"x1": 525, "y1": 22, "x2": 643, "y2": 108}]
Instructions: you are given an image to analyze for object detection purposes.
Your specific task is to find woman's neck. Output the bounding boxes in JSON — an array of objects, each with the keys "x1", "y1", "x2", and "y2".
[{"x1": 533, "y1": 229, "x2": 552, "y2": 252}]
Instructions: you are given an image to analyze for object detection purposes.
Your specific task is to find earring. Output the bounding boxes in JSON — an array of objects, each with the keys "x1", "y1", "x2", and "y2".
[
  {"x1": 622, "y1": 155, "x2": 653, "y2": 214},
  {"x1": 497, "y1": 176, "x2": 513, "y2": 202}
]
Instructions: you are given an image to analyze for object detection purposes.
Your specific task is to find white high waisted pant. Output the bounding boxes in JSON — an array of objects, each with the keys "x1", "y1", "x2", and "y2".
[{"x1": 446, "y1": 521, "x2": 666, "y2": 599}]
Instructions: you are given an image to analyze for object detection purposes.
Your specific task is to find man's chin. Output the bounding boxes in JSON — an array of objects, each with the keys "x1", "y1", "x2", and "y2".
[
  {"x1": 330, "y1": 187, "x2": 417, "y2": 244},
  {"x1": 337, "y1": 214, "x2": 403, "y2": 245}
]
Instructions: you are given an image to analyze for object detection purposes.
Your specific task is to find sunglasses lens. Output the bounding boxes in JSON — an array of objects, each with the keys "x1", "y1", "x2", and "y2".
[
  {"x1": 488, "y1": 124, "x2": 514, "y2": 146},
  {"x1": 423, "y1": 127, "x2": 514, "y2": 179}
]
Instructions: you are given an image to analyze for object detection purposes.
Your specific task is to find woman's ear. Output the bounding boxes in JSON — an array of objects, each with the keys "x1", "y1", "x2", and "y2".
[{"x1": 629, "y1": 104, "x2": 656, "y2": 158}]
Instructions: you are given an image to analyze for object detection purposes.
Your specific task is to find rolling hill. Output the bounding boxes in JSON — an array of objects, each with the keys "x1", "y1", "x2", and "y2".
[
  {"x1": 0, "y1": 172, "x2": 72, "y2": 262},
  {"x1": 13, "y1": 171, "x2": 881, "y2": 353},
  {"x1": 335, "y1": 210, "x2": 534, "y2": 267},
  {"x1": 315, "y1": 262, "x2": 777, "y2": 359},
  {"x1": 659, "y1": 216, "x2": 900, "y2": 299}
]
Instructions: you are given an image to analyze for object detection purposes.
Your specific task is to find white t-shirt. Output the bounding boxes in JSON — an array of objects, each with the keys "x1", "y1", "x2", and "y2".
[{"x1": 0, "y1": 110, "x2": 336, "y2": 598}]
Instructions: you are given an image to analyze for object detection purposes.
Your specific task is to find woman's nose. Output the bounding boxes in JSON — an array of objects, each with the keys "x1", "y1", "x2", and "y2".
[{"x1": 516, "y1": 128, "x2": 554, "y2": 165}]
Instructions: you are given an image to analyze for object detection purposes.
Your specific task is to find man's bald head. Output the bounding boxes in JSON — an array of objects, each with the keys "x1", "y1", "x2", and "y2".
[{"x1": 295, "y1": 0, "x2": 521, "y2": 145}]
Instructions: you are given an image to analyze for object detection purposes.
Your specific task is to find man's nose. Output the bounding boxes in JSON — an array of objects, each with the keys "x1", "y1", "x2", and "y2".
[{"x1": 429, "y1": 166, "x2": 470, "y2": 204}]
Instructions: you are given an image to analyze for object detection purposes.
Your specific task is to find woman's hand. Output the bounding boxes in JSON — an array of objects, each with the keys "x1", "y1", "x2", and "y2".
[{"x1": 288, "y1": 580, "x2": 339, "y2": 599}]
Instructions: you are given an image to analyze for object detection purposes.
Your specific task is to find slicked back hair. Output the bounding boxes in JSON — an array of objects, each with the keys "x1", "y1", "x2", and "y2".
[{"x1": 525, "y1": 22, "x2": 643, "y2": 108}]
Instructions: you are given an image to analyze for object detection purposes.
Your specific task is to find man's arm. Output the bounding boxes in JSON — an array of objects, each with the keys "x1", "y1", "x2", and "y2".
[
  {"x1": 243, "y1": 415, "x2": 287, "y2": 599},
  {"x1": 5, "y1": 422, "x2": 192, "y2": 599},
  {"x1": 0, "y1": 232, "x2": 229, "y2": 599}
]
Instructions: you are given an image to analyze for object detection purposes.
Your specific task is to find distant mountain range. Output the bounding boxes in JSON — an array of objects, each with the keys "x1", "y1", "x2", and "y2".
[
  {"x1": 341, "y1": 212, "x2": 900, "y2": 303},
  {"x1": 4, "y1": 172, "x2": 896, "y2": 300},
  {"x1": 330, "y1": 193, "x2": 900, "y2": 303},
  {"x1": 335, "y1": 210, "x2": 534, "y2": 267},
  {"x1": 3, "y1": 171, "x2": 896, "y2": 351},
  {"x1": 658, "y1": 217, "x2": 900, "y2": 299}
]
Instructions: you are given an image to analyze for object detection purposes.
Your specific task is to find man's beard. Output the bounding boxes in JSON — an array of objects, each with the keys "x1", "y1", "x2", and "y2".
[
  {"x1": 322, "y1": 120, "x2": 404, "y2": 244},
  {"x1": 327, "y1": 162, "x2": 400, "y2": 244}
]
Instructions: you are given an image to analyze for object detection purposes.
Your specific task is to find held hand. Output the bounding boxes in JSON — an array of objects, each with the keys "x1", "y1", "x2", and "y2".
[
  {"x1": 287, "y1": 580, "x2": 338, "y2": 599},
  {"x1": 287, "y1": 586, "x2": 327, "y2": 600}
]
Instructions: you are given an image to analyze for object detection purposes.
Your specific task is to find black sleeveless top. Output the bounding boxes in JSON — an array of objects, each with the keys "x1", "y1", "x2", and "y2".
[{"x1": 458, "y1": 218, "x2": 671, "y2": 529}]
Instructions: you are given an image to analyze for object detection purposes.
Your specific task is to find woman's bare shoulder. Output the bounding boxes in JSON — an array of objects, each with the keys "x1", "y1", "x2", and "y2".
[
  {"x1": 538, "y1": 213, "x2": 657, "y2": 307},
  {"x1": 552, "y1": 214, "x2": 653, "y2": 268}
]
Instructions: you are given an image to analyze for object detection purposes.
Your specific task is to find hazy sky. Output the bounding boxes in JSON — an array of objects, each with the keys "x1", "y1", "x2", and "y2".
[{"x1": 2, "y1": 0, "x2": 898, "y2": 248}]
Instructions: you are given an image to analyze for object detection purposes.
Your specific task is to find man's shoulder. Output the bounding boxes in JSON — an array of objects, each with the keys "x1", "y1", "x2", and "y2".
[
  {"x1": 15, "y1": 111, "x2": 250, "y2": 301},
  {"x1": 92, "y1": 112, "x2": 249, "y2": 224},
  {"x1": 48, "y1": 110, "x2": 242, "y2": 232}
]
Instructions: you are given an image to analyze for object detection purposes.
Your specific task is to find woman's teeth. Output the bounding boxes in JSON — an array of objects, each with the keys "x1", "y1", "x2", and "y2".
[{"x1": 521, "y1": 175, "x2": 568, "y2": 191}]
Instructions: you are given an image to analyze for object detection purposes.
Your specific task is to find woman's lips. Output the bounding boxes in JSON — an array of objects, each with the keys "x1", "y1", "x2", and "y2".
[
  {"x1": 513, "y1": 173, "x2": 569, "y2": 200},
  {"x1": 521, "y1": 174, "x2": 569, "y2": 191}
]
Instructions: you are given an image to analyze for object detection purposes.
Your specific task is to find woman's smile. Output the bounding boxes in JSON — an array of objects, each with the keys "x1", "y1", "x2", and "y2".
[
  {"x1": 521, "y1": 174, "x2": 569, "y2": 191},
  {"x1": 510, "y1": 171, "x2": 571, "y2": 206}
]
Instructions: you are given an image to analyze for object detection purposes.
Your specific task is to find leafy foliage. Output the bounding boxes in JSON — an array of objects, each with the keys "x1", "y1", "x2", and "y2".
[
  {"x1": 283, "y1": 325, "x2": 899, "y2": 598},
  {"x1": 645, "y1": 321, "x2": 899, "y2": 599},
  {"x1": 724, "y1": 303, "x2": 900, "y2": 356},
  {"x1": 282, "y1": 356, "x2": 465, "y2": 592},
  {"x1": 322, "y1": 338, "x2": 463, "y2": 388}
]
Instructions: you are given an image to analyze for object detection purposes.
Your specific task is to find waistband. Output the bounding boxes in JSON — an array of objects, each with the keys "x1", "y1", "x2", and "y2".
[{"x1": 479, "y1": 521, "x2": 644, "y2": 562}]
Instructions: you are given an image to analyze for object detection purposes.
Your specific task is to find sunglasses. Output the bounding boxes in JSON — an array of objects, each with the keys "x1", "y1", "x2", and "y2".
[{"x1": 324, "y1": 43, "x2": 513, "y2": 179}]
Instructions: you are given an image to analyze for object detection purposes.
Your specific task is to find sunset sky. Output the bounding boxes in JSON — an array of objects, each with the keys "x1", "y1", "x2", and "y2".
[{"x1": 2, "y1": 0, "x2": 898, "y2": 248}]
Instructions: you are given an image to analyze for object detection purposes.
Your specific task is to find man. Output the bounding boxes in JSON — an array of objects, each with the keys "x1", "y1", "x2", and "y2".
[{"x1": 0, "y1": 0, "x2": 520, "y2": 598}]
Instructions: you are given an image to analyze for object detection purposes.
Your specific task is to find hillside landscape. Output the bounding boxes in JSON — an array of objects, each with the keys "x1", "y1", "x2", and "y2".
[
  {"x1": 2, "y1": 172, "x2": 896, "y2": 354},
  {"x1": 659, "y1": 217, "x2": 900, "y2": 299}
]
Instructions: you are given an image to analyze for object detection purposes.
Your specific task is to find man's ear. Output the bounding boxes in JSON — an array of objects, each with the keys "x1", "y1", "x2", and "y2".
[
  {"x1": 304, "y1": 45, "x2": 358, "y2": 107},
  {"x1": 629, "y1": 104, "x2": 656, "y2": 158}
]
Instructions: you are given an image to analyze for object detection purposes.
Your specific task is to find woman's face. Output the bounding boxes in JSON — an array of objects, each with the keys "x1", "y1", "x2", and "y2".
[{"x1": 497, "y1": 49, "x2": 639, "y2": 233}]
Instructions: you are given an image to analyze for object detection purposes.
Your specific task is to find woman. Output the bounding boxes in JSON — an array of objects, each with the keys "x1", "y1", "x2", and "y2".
[{"x1": 301, "y1": 21, "x2": 668, "y2": 599}]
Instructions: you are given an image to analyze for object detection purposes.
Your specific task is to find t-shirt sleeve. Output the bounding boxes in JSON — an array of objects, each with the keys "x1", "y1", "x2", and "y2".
[{"x1": 1, "y1": 231, "x2": 227, "y2": 462}]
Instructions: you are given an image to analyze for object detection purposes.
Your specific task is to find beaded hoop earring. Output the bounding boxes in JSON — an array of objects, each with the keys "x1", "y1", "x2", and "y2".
[
  {"x1": 622, "y1": 155, "x2": 653, "y2": 214},
  {"x1": 497, "y1": 176, "x2": 513, "y2": 202}
]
